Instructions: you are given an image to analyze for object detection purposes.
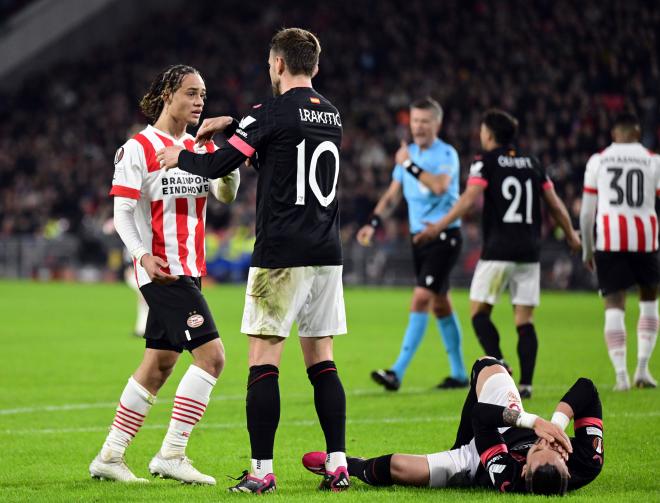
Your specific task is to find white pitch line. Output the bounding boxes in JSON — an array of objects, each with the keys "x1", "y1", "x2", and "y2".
[{"x1": 2, "y1": 411, "x2": 659, "y2": 436}]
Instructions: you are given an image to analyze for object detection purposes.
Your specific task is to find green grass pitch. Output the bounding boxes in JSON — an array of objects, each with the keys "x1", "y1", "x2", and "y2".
[{"x1": 1, "y1": 280, "x2": 659, "y2": 502}]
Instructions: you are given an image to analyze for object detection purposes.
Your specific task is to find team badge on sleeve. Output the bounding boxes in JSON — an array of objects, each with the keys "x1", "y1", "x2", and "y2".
[{"x1": 114, "y1": 147, "x2": 125, "y2": 165}]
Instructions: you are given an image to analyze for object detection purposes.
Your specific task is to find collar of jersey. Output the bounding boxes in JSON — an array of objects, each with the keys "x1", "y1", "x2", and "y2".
[{"x1": 147, "y1": 124, "x2": 189, "y2": 144}]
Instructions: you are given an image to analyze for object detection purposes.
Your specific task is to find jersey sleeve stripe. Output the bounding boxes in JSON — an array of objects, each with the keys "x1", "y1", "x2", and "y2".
[
  {"x1": 618, "y1": 215, "x2": 628, "y2": 251},
  {"x1": 542, "y1": 180, "x2": 554, "y2": 191},
  {"x1": 150, "y1": 200, "x2": 171, "y2": 274},
  {"x1": 574, "y1": 417, "x2": 603, "y2": 429},
  {"x1": 228, "y1": 135, "x2": 255, "y2": 157},
  {"x1": 133, "y1": 133, "x2": 160, "y2": 173},
  {"x1": 109, "y1": 185, "x2": 141, "y2": 199},
  {"x1": 480, "y1": 443, "x2": 508, "y2": 465},
  {"x1": 467, "y1": 176, "x2": 488, "y2": 187},
  {"x1": 634, "y1": 216, "x2": 646, "y2": 251},
  {"x1": 175, "y1": 198, "x2": 193, "y2": 276},
  {"x1": 583, "y1": 186, "x2": 598, "y2": 194},
  {"x1": 652, "y1": 215, "x2": 658, "y2": 251},
  {"x1": 194, "y1": 197, "x2": 207, "y2": 276}
]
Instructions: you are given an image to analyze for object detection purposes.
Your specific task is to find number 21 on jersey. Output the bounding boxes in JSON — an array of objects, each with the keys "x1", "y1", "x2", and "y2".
[{"x1": 502, "y1": 176, "x2": 533, "y2": 224}]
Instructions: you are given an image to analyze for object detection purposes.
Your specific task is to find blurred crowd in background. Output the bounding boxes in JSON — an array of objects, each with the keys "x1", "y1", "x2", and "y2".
[{"x1": 0, "y1": 0, "x2": 658, "y2": 287}]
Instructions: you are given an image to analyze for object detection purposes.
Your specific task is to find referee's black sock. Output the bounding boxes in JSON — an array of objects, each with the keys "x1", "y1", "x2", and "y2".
[
  {"x1": 516, "y1": 323, "x2": 538, "y2": 386},
  {"x1": 307, "y1": 360, "x2": 346, "y2": 453},
  {"x1": 472, "y1": 312, "x2": 504, "y2": 360},
  {"x1": 246, "y1": 364, "x2": 280, "y2": 460},
  {"x1": 348, "y1": 455, "x2": 394, "y2": 486}
]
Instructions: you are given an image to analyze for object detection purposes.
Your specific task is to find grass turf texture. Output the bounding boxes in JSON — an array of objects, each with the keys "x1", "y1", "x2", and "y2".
[{"x1": 0, "y1": 280, "x2": 658, "y2": 502}]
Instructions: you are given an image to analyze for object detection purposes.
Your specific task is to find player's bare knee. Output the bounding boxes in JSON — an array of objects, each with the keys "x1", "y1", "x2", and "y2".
[
  {"x1": 432, "y1": 295, "x2": 452, "y2": 318},
  {"x1": 193, "y1": 347, "x2": 225, "y2": 378}
]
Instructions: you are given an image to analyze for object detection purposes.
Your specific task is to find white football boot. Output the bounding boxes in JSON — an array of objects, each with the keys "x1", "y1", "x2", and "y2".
[
  {"x1": 613, "y1": 372, "x2": 631, "y2": 391},
  {"x1": 148, "y1": 452, "x2": 216, "y2": 485},
  {"x1": 89, "y1": 452, "x2": 149, "y2": 483},
  {"x1": 633, "y1": 368, "x2": 657, "y2": 388}
]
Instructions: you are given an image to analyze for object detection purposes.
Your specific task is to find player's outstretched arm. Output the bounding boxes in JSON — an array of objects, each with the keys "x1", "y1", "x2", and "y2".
[
  {"x1": 356, "y1": 180, "x2": 402, "y2": 246},
  {"x1": 156, "y1": 142, "x2": 248, "y2": 179},
  {"x1": 413, "y1": 184, "x2": 483, "y2": 245},
  {"x1": 542, "y1": 186, "x2": 581, "y2": 253}
]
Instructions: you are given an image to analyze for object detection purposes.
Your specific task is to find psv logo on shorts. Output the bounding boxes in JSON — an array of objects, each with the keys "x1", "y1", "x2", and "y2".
[{"x1": 186, "y1": 314, "x2": 205, "y2": 328}]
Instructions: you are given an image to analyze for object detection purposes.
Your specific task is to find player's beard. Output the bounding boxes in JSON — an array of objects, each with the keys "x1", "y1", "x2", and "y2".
[{"x1": 271, "y1": 80, "x2": 281, "y2": 97}]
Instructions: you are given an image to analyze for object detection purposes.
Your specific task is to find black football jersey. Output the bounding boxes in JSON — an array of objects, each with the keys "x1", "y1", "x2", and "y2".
[
  {"x1": 177, "y1": 87, "x2": 343, "y2": 268},
  {"x1": 468, "y1": 146, "x2": 552, "y2": 262}
]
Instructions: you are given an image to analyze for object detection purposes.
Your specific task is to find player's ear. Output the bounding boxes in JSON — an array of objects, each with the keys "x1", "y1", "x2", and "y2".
[
  {"x1": 276, "y1": 56, "x2": 286, "y2": 76},
  {"x1": 312, "y1": 64, "x2": 319, "y2": 78}
]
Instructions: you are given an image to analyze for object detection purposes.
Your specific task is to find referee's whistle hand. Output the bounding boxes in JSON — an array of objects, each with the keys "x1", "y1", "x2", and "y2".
[
  {"x1": 156, "y1": 146, "x2": 185, "y2": 170},
  {"x1": 142, "y1": 254, "x2": 179, "y2": 285}
]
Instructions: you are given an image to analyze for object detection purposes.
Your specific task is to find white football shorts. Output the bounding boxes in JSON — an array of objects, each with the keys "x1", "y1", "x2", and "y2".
[
  {"x1": 426, "y1": 369, "x2": 523, "y2": 488},
  {"x1": 469, "y1": 260, "x2": 540, "y2": 306},
  {"x1": 241, "y1": 265, "x2": 347, "y2": 338}
]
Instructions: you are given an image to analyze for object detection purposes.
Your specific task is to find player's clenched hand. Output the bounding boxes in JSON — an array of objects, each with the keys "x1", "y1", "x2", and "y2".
[
  {"x1": 156, "y1": 146, "x2": 185, "y2": 170},
  {"x1": 394, "y1": 140, "x2": 410, "y2": 165},
  {"x1": 413, "y1": 222, "x2": 440, "y2": 245},
  {"x1": 532, "y1": 418, "x2": 573, "y2": 454},
  {"x1": 141, "y1": 254, "x2": 178, "y2": 285},
  {"x1": 356, "y1": 225, "x2": 375, "y2": 247},
  {"x1": 195, "y1": 116, "x2": 235, "y2": 145}
]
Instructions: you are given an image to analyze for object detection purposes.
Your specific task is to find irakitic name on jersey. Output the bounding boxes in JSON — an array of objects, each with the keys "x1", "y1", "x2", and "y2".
[
  {"x1": 599, "y1": 155, "x2": 651, "y2": 166},
  {"x1": 161, "y1": 173, "x2": 210, "y2": 196},
  {"x1": 298, "y1": 108, "x2": 342, "y2": 126}
]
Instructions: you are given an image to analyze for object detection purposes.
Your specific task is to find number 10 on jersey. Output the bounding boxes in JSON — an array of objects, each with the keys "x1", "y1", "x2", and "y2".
[{"x1": 296, "y1": 139, "x2": 340, "y2": 207}]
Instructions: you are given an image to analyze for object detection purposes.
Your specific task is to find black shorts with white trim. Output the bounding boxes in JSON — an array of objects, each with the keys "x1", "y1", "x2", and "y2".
[
  {"x1": 411, "y1": 227, "x2": 462, "y2": 294},
  {"x1": 140, "y1": 276, "x2": 218, "y2": 353},
  {"x1": 594, "y1": 250, "x2": 660, "y2": 296}
]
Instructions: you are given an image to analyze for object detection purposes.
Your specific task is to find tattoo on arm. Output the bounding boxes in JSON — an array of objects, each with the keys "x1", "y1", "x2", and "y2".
[{"x1": 503, "y1": 408, "x2": 520, "y2": 426}]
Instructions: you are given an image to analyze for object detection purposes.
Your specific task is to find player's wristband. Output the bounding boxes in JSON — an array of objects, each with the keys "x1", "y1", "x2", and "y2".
[
  {"x1": 368, "y1": 214, "x2": 382, "y2": 229},
  {"x1": 515, "y1": 412, "x2": 539, "y2": 429},
  {"x1": 402, "y1": 159, "x2": 423, "y2": 179},
  {"x1": 551, "y1": 412, "x2": 570, "y2": 431}
]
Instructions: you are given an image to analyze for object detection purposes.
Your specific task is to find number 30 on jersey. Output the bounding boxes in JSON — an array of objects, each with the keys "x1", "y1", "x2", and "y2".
[{"x1": 295, "y1": 139, "x2": 340, "y2": 207}]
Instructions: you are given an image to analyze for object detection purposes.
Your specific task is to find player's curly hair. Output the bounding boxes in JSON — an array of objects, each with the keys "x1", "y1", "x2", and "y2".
[{"x1": 139, "y1": 64, "x2": 200, "y2": 121}]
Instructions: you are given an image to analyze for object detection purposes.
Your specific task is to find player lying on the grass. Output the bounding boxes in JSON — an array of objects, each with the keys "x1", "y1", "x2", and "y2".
[
  {"x1": 304, "y1": 357, "x2": 604, "y2": 495},
  {"x1": 90, "y1": 65, "x2": 240, "y2": 485}
]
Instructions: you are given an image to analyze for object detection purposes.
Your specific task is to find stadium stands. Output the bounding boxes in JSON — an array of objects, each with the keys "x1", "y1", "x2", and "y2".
[{"x1": 0, "y1": 0, "x2": 658, "y2": 287}]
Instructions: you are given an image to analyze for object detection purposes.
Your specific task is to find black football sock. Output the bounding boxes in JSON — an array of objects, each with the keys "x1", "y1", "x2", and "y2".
[
  {"x1": 472, "y1": 312, "x2": 504, "y2": 359},
  {"x1": 451, "y1": 381, "x2": 478, "y2": 449},
  {"x1": 517, "y1": 323, "x2": 538, "y2": 386},
  {"x1": 348, "y1": 455, "x2": 394, "y2": 486},
  {"x1": 246, "y1": 364, "x2": 280, "y2": 460},
  {"x1": 307, "y1": 360, "x2": 346, "y2": 453}
]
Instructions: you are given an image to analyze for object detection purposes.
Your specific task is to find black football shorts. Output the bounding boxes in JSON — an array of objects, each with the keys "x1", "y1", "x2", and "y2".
[
  {"x1": 594, "y1": 251, "x2": 660, "y2": 296},
  {"x1": 411, "y1": 228, "x2": 462, "y2": 294},
  {"x1": 140, "y1": 276, "x2": 219, "y2": 353}
]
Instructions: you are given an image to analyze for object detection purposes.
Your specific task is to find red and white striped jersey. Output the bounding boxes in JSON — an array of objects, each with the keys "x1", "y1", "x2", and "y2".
[
  {"x1": 583, "y1": 142, "x2": 660, "y2": 252},
  {"x1": 110, "y1": 125, "x2": 216, "y2": 286}
]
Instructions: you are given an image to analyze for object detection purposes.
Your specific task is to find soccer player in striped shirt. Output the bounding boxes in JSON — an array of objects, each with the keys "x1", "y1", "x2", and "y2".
[
  {"x1": 89, "y1": 65, "x2": 240, "y2": 484},
  {"x1": 580, "y1": 112, "x2": 660, "y2": 390}
]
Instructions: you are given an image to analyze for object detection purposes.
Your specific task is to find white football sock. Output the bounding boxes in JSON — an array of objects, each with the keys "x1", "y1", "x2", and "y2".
[
  {"x1": 160, "y1": 365, "x2": 216, "y2": 458},
  {"x1": 102, "y1": 376, "x2": 154, "y2": 459},
  {"x1": 636, "y1": 301, "x2": 658, "y2": 375},
  {"x1": 604, "y1": 308, "x2": 627, "y2": 381},
  {"x1": 326, "y1": 451, "x2": 347, "y2": 473},
  {"x1": 251, "y1": 458, "x2": 273, "y2": 478}
]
